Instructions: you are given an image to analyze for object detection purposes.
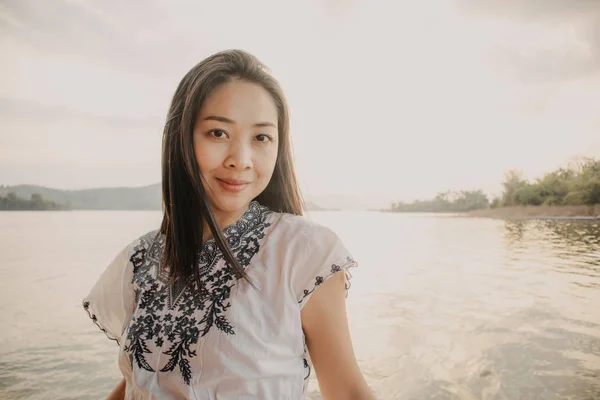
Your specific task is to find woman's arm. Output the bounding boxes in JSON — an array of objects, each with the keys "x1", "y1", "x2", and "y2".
[
  {"x1": 301, "y1": 272, "x2": 375, "y2": 400},
  {"x1": 106, "y1": 378, "x2": 126, "y2": 400}
]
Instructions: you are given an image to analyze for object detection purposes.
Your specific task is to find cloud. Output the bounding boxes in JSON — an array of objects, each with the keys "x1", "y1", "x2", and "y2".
[
  {"x1": 0, "y1": 1, "x2": 124, "y2": 59},
  {"x1": 0, "y1": 96, "x2": 157, "y2": 130},
  {"x1": 1, "y1": 0, "x2": 598, "y2": 197},
  {"x1": 455, "y1": 0, "x2": 598, "y2": 19},
  {"x1": 0, "y1": 0, "x2": 200, "y2": 81},
  {"x1": 456, "y1": 0, "x2": 600, "y2": 82},
  {"x1": 0, "y1": 96, "x2": 162, "y2": 190}
]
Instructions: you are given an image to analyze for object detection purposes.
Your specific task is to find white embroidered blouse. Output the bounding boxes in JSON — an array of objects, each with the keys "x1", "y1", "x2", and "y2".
[{"x1": 83, "y1": 201, "x2": 357, "y2": 399}]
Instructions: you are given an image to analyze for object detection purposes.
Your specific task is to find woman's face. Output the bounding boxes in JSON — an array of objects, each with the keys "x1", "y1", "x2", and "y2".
[{"x1": 193, "y1": 79, "x2": 279, "y2": 225}]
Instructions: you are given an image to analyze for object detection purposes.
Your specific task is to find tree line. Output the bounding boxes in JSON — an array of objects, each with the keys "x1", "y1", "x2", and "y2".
[
  {"x1": 390, "y1": 189, "x2": 489, "y2": 212},
  {"x1": 497, "y1": 157, "x2": 599, "y2": 207},
  {"x1": 390, "y1": 157, "x2": 600, "y2": 212},
  {"x1": 0, "y1": 193, "x2": 68, "y2": 210}
]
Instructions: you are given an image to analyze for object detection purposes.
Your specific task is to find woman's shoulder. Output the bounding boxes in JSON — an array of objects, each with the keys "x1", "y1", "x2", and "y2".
[
  {"x1": 270, "y1": 212, "x2": 357, "y2": 307},
  {"x1": 267, "y1": 213, "x2": 348, "y2": 265},
  {"x1": 272, "y1": 212, "x2": 340, "y2": 245},
  {"x1": 120, "y1": 229, "x2": 162, "y2": 256},
  {"x1": 138, "y1": 229, "x2": 161, "y2": 244}
]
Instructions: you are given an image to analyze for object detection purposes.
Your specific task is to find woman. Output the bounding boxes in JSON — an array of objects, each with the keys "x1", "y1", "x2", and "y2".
[{"x1": 83, "y1": 49, "x2": 374, "y2": 400}]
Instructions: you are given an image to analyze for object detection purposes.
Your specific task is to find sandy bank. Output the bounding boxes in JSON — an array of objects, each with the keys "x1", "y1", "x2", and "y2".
[{"x1": 465, "y1": 205, "x2": 600, "y2": 220}]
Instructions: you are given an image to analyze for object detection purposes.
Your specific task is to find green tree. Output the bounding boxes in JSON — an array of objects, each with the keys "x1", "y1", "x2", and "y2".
[
  {"x1": 31, "y1": 193, "x2": 44, "y2": 210},
  {"x1": 574, "y1": 158, "x2": 600, "y2": 205},
  {"x1": 501, "y1": 170, "x2": 528, "y2": 206},
  {"x1": 0, "y1": 192, "x2": 66, "y2": 210},
  {"x1": 500, "y1": 157, "x2": 599, "y2": 207}
]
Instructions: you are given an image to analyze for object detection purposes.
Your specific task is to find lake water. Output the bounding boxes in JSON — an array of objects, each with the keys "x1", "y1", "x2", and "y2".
[{"x1": 0, "y1": 211, "x2": 599, "y2": 399}]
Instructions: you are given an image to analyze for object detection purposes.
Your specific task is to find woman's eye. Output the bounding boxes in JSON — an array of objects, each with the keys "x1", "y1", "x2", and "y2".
[
  {"x1": 209, "y1": 129, "x2": 227, "y2": 139},
  {"x1": 255, "y1": 134, "x2": 272, "y2": 143}
]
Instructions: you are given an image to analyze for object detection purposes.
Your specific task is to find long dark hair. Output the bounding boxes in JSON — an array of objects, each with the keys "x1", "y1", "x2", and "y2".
[{"x1": 159, "y1": 49, "x2": 303, "y2": 289}]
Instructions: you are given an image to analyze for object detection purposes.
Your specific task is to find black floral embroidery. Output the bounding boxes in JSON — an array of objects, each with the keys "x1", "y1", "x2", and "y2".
[
  {"x1": 121, "y1": 201, "x2": 271, "y2": 385},
  {"x1": 130, "y1": 244, "x2": 147, "y2": 276},
  {"x1": 298, "y1": 256, "x2": 357, "y2": 306}
]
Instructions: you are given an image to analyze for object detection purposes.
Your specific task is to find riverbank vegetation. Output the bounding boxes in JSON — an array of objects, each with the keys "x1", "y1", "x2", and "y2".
[
  {"x1": 0, "y1": 193, "x2": 68, "y2": 210},
  {"x1": 389, "y1": 157, "x2": 600, "y2": 214},
  {"x1": 390, "y1": 190, "x2": 489, "y2": 212}
]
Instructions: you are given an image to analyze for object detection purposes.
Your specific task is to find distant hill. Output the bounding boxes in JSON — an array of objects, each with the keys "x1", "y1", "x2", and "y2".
[
  {"x1": 0, "y1": 184, "x2": 327, "y2": 211},
  {"x1": 0, "y1": 183, "x2": 161, "y2": 210}
]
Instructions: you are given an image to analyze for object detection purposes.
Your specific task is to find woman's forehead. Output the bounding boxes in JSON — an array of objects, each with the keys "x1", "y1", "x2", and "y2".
[{"x1": 199, "y1": 80, "x2": 278, "y2": 126}]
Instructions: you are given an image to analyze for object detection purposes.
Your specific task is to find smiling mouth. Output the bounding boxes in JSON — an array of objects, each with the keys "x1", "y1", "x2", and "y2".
[{"x1": 216, "y1": 178, "x2": 250, "y2": 192}]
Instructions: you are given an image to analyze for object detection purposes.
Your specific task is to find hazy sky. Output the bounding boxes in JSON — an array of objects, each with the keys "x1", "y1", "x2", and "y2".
[{"x1": 1, "y1": 0, "x2": 599, "y2": 202}]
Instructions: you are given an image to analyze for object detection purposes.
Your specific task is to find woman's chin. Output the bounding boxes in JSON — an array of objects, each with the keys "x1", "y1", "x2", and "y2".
[{"x1": 210, "y1": 196, "x2": 252, "y2": 216}]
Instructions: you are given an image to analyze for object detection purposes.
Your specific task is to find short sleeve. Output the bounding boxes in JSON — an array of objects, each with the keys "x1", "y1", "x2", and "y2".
[
  {"x1": 82, "y1": 242, "x2": 136, "y2": 344},
  {"x1": 293, "y1": 225, "x2": 358, "y2": 309}
]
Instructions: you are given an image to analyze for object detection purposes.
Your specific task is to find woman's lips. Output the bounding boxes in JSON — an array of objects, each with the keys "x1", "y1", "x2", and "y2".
[{"x1": 216, "y1": 178, "x2": 250, "y2": 192}]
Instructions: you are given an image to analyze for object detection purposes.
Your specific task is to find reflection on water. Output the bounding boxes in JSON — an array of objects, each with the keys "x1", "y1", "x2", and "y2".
[
  {"x1": 306, "y1": 214, "x2": 600, "y2": 399},
  {"x1": 0, "y1": 212, "x2": 598, "y2": 399},
  {"x1": 505, "y1": 220, "x2": 600, "y2": 287}
]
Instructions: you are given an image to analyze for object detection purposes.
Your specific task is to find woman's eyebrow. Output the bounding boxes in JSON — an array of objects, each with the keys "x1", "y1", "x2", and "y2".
[{"x1": 203, "y1": 115, "x2": 276, "y2": 128}]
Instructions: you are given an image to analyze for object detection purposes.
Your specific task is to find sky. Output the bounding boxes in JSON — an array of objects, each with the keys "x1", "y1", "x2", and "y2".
[{"x1": 1, "y1": 0, "x2": 599, "y2": 204}]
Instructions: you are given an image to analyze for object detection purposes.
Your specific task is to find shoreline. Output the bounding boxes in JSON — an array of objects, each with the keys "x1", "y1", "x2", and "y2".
[{"x1": 464, "y1": 205, "x2": 600, "y2": 220}]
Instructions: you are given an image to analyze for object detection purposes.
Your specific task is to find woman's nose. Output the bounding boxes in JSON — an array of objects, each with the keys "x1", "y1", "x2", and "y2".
[{"x1": 225, "y1": 142, "x2": 253, "y2": 170}]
